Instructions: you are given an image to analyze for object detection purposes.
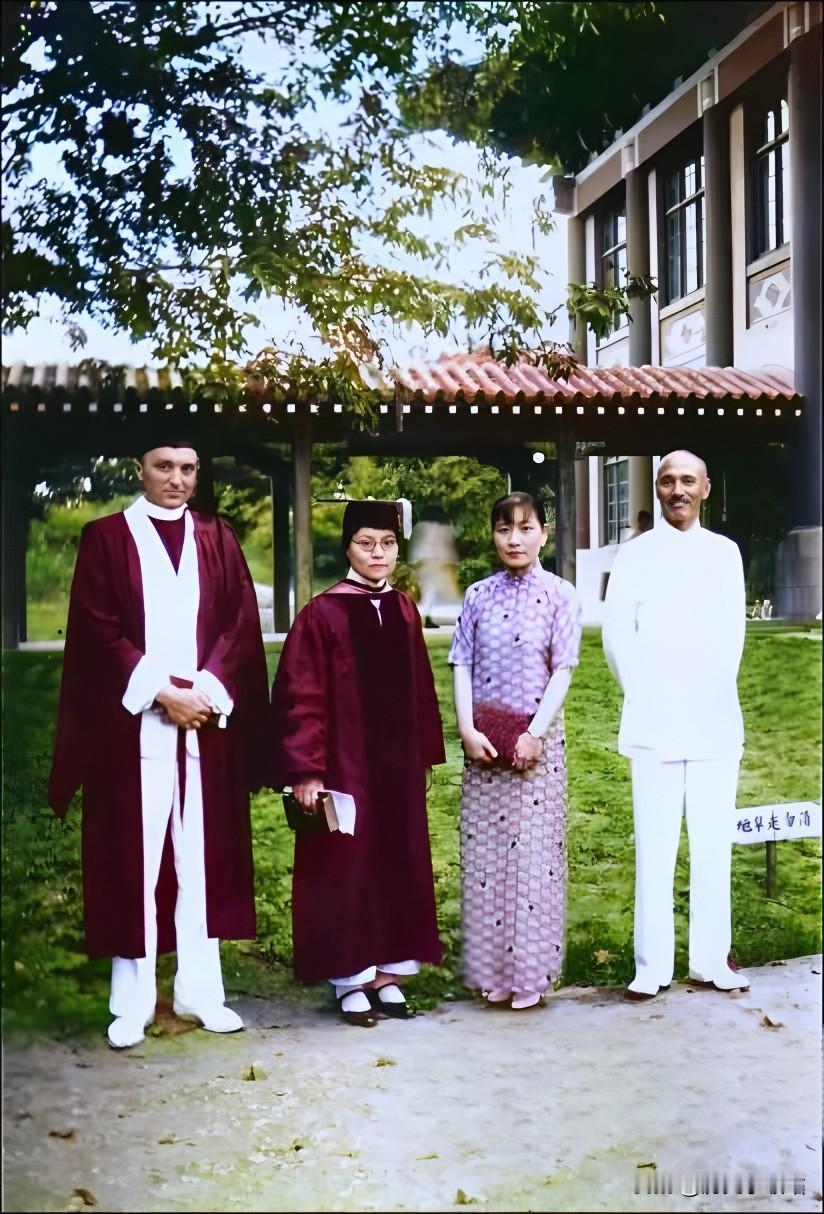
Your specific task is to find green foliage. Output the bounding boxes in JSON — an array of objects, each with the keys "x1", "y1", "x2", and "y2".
[
  {"x1": 566, "y1": 275, "x2": 658, "y2": 341},
  {"x1": 402, "y1": 2, "x2": 772, "y2": 174},
  {"x1": 4, "y1": 0, "x2": 665, "y2": 400},
  {"x1": 26, "y1": 495, "x2": 135, "y2": 601},
  {"x1": 3, "y1": 625, "x2": 820, "y2": 1034}
]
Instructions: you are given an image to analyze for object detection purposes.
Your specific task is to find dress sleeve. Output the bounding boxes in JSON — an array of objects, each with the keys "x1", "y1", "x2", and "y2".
[
  {"x1": 549, "y1": 581, "x2": 583, "y2": 673},
  {"x1": 448, "y1": 584, "x2": 480, "y2": 667}
]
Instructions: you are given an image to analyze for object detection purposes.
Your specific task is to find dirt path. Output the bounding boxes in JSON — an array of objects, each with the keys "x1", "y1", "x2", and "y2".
[{"x1": 3, "y1": 955, "x2": 821, "y2": 1213}]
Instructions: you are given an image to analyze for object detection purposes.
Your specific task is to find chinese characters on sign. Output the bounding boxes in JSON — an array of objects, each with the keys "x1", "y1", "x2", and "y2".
[{"x1": 733, "y1": 802, "x2": 821, "y2": 845}]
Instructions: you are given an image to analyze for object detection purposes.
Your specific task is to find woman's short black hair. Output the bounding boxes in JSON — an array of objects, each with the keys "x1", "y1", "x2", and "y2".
[{"x1": 490, "y1": 491, "x2": 547, "y2": 530}]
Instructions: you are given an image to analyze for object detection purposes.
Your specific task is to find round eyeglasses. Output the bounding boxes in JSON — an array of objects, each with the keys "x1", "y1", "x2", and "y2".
[{"x1": 351, "y1": 537, "x2": 399, "y2": 553}]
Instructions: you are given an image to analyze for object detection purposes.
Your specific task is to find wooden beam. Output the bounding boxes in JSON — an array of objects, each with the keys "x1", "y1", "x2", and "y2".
[{"x1": 292, "y1": 405, "x2": 313, "y2": 612}]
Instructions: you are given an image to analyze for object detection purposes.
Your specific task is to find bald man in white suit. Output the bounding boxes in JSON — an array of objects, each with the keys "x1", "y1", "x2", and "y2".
[{"x1": 602, "y1": 450, "x2": 750, "y2": 1000}]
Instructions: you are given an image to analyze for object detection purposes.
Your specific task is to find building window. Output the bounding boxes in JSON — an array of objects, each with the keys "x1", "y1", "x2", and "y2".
[
  {"x1": 604, "y1": 457, "x2": 629, "y2": 544},
  {"x1": 752, "y1": 98, "x2": 790, "y2": 257},
  {"x1": 599, "y1": 207, "x2": 627, "y2": 338},
  {"x1": 663, "y1": 155, "x2": 705, "y2": 303}
]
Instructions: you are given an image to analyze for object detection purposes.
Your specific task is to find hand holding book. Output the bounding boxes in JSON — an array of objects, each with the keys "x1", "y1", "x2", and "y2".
[{"x1": 282, "y1": 787, "x2": 357, "y2": 835}]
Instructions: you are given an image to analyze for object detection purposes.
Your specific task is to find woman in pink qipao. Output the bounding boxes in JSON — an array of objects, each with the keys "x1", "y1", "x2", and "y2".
[{"x1": 450, "y1": 492, "x2": 582, "y2": 1010}]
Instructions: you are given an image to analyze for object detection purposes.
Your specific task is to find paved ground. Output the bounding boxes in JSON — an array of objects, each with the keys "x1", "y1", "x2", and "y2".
[{"x1": 2, "y1": 955, "x2": 821, "y2": 1214}]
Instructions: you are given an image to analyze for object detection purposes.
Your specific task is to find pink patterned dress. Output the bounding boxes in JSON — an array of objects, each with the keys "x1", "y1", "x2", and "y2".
[{"x1": 449, "y1": 565, "x2": 582, "y2": 996}]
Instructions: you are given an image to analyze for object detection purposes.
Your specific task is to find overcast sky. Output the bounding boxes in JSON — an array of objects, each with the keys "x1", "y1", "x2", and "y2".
[{"x1": 3, "y1": 21, "x2": 569, "y2": 372}]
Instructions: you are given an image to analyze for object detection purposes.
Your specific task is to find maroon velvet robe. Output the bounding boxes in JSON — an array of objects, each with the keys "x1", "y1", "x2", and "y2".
[
  {"x1": 270, "y1": 583, "x2": 445, "y2": 982},
  {"x1": 48, "y1": 509, "x2": 270, "y2": 959}
]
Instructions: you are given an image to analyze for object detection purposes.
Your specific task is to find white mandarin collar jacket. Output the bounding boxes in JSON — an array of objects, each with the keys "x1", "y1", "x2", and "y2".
[{"x1": 602, "y1": 521, "x2": 746, "y2": 760}]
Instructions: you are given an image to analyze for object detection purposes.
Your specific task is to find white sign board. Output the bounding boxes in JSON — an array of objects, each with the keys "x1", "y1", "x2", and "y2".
[{"x1": 733, "y1": 802, "x2": 821, "y2": 845}]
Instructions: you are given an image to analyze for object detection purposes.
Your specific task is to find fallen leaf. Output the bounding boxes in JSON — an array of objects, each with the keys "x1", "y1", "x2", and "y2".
[
  {"x1": 375, "y1": 1057, "x2": 396, "y2": 1067},
  {"x1": 417, "y1": 1152, "x2": 439, "y2": 1160},
  {"x1": 291, "y1": 1139, "x2": 304, "y2": 1152},
  {"x1": 636, "y1": 1162, "x2": 657, "y2": 1170},
  {"x1": 593, "y1": 949, "x2": 611, "y2": 964},
  {"x1": 49, "y1": 1129, "x2": 76, "y2": 1139},
  {"x1": 241, "y1": 1062, "x2": 267, "y2": 1081},
  {"x1": 157, "y1": 1134, "x2": 176, "y2": 1145},
  {"x1": 455, "y1": 1190, "x2": 476, "y2": 1205},
  {"x1": 761, "y1": 1015, "x2": 784, "y2": 1028},
  {"x1": 72, "y1": 1189, "x2": 97, "y2": 1207}
]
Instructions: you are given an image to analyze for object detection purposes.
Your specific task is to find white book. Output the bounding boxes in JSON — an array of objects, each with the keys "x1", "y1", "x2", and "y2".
[{"x1": 320, "y1": 789, "x2": 357, "y2": 835}]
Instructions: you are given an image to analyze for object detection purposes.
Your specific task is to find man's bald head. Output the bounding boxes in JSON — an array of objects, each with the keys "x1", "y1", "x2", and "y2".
[
  {"x1": 655, "y1": 450, "x2": 710, "y2": 531},
  {"x1": 657, "y1": 450, "x2": 708, "y2": 480}
]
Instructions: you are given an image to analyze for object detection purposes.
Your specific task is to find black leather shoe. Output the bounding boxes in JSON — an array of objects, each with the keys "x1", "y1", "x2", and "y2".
[
  {"x1": 337, "y1": 992, "x2": 378, "y2": 1027},
  {"x1": 369, "y1": 987, "x2": 415, "y2": 1020}
]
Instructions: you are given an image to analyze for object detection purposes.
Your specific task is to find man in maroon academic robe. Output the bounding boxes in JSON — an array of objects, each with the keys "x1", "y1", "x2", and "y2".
[
  {"x1": 270, "y1": 499, "x2": 445, "y2": 1026},
  {"x1": 48, "y1": 441, "x2": 269, "y2": 1048}
]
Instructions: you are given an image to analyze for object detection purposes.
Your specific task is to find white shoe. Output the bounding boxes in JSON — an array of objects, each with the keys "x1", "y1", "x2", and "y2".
[
  {"x1": 173, "y1": 1002, "x2": 244, "y2": 1033},
  {"x1": 688, "y1": 966, "x2": 750, "y2": 991},
  {"x1": 107, "y1": 1015, "x2": 152, "y2": 1049},
  {"x1": 511, "y1": 991, "x2": 542, "y2": 1010},
  {"x1": 484, "y1": 988, "x2": 511, "y2": 1004}
]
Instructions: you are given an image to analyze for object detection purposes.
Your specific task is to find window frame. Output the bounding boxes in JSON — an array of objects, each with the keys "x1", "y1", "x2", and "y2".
[
  {"x1": 596, "y1": 196, "x2": 628, "y2": 342},
  {"x1": 749, "y1": 93, "x2": 790, "y2": 260},
  {"x1": 660, "y1": 144, "x2": 706, "y2": 306},
  {"x1": 604, "y1": 456, "x2": 630, "y2": 545}
]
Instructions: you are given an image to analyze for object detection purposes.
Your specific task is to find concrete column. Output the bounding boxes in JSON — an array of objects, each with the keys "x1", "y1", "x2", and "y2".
[
  {"x1": 292, "y1": 406, "x2": 313, "y2": 613},
  {"x1": 270, "y1": 469, "x2": 292, "y2": 631},
  {"x1": 567, "y1": 215, "x2": 587, "y2": 363},
  {"x1": 777, "y1": 22, "x2": 822, "y2": 617},
  {"x1": 556, "y1": 425, "x2": 577, "y2": 585},
  {"x1": 703, "y1": 96, "x2": 734, "y2": 366},
  {"x1": 588, "y1": 455, "x2": 602, "y2": 548},
  {"x1": 626, "y1": 165, "x2": 652, "y2": 365}
]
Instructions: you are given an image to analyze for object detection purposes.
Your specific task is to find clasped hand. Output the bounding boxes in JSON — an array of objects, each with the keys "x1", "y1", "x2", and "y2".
[
  {"x1": 155, "y1": 685, "x2": 214, "y2": 729},
  {"x1": 512, "y1": 731, "x2": 542, "y2": 771}
]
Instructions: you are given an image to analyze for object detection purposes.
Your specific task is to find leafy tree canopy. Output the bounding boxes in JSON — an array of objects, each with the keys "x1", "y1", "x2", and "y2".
[
  {"x1": 3, "y1": 0, "x2": 657, "y2": 408},
  {"x1": 403, "y1": 2, "x2": 773, "y2": 173}
]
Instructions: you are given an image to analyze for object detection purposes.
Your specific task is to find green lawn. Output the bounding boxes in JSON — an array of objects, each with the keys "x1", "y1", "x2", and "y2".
[{"x1": 2, "y1": 624, "x2": 820, "y2": 1037}]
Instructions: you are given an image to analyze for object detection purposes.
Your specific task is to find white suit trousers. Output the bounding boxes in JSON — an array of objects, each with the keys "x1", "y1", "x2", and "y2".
[
  {"x1": 628, "y1": 754, "x2": 741, "y2": 995},
  {"x1": 109, "y1": 750, "x2": 226, "y2": 1021}
]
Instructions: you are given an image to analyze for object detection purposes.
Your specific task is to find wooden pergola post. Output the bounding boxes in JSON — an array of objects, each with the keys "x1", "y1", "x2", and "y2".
[
  {"x1": 271, "y1": 466, "x2": 292, "y2": 631},
  {"x1": 292, "y1": 404, "x2": 313, "y2": 613},
  {"x1": 1, "y1": 455, "x2": 30, "y2": 650},
  {"x1": 556, "y1": 423, "x2": 577, "y2": 586}
]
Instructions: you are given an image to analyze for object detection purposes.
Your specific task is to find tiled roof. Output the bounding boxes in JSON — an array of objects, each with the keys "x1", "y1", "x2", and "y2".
[
  {"x1": 393, "y1": 353, "x2": 799, "y2": 405},
  {"x1": 1, "y1": 363, "x2": 184, "y2": 393}
]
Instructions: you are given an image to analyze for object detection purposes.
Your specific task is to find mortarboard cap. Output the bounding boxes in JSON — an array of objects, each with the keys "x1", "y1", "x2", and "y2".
[{"x1": 341, "y1": 498, "x2": 412, "y2": 549}]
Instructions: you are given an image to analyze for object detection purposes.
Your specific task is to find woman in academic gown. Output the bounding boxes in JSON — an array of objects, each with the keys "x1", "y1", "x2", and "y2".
[{"x1": 269, "y1": 499, "x2": 445, "y2": 1026}]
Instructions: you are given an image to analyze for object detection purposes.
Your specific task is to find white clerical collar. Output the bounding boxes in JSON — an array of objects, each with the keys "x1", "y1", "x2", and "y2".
[
  {"x1": 137, "y1": 495, "x2": 188, "y2": 521},
  {"x1": 346, "y1": 565, "x2": 389, "y2": 592},
  {"x1": 660, "y1": 519, "x2": 701, "y2": 539}
]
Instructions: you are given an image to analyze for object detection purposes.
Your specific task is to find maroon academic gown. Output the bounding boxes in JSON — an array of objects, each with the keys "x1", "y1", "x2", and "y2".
[
  {"x1": 270, "y1": 583, "x2": 445, "y2": 982},
  {"x1": 48, "y1": 508, "x2": 270, "y2": 960}
]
